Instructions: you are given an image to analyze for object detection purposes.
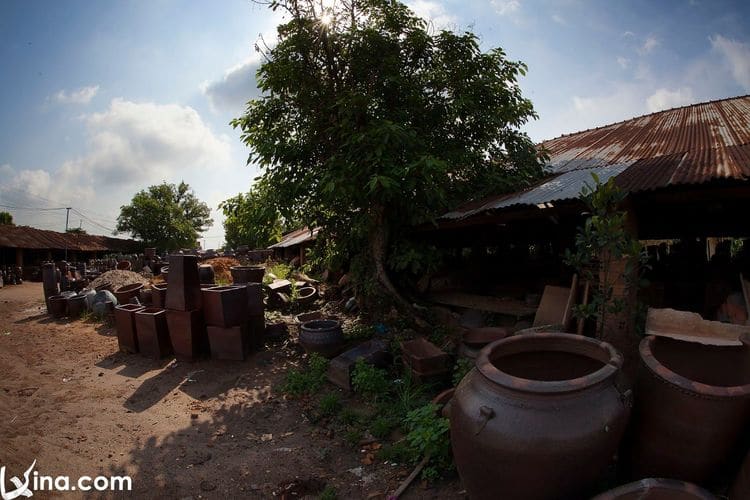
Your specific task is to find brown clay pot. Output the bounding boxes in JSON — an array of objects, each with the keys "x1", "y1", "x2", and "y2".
[
  {"x1": 165, "y1": 309, "x2": 207, "y2": 361},
  {"x1": 299, "y1": 319, "x2": 343, "y2": 358},
  {"x1": 66, "y1": 294, "x2": 87, "y2": 319},
  {"x1": 230, "y1": 265, "x2": 265, "y2": 284},
  {"x1": 114, "y1": 304, "x2": 146, "y2": 353},
  {"x1": 151, "y1": 283, "x2": 167, "y2": 309},
  {"x1": 450, "y1": 332, "x2": 630, "y2": 500},
  {"x1": 592, "y1": 478, "x2": 717, "y2": 499},
  {"x1": 198, "y1": 264, "x2": 215, "y2": 284},
  {"x1": 165, "y1": 255, "x2": 201, "y2": 311},
  {"x1": 114, "y1": 283, "x2": 144, "y2": 305},
  {"x1": 134, "y1": 307, "x2": 172, "y2": 359},
  {"x1": 202, "y1": 285, "x2": 246, "y2": 327},
  {"x1": 48, "y1": 294, "x2": 68, "y2": 318},
  {"x1": 627, "y1": 336, "x2": 750, "y2": 485}
]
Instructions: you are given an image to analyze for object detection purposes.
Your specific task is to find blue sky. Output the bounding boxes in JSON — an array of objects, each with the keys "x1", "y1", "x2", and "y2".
[{"x1": 1, "y1": 0, "x2": 749, "y2": 247}]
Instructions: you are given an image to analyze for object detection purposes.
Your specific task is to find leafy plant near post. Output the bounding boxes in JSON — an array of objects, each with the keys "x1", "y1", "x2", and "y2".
[
  {"x1": 564, "y1": 174, "x2": 649, "y2": 340},
  {"x1": 233, "y1": 0, "x2": 544, "y2": 311}
]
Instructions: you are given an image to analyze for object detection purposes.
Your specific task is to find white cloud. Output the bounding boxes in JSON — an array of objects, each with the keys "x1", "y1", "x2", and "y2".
[
  {"x1": 201, "y1": 53, "x2": 264, "y2": 113},
  {"x1": 622, "y1": 31, "x2": 635, "y2": 38},
  {"x1": 639, "y1": 35, "x2": 659, "y2": 54},
  {"x1": 407, "y1": 0, "x2": 457, "y2": 29},
  {"x1": 492, "y1": 0, "x2": 520, "y2": 16},
  {"x1": 52, "y1": 85, "x2": 99, "y2": 105},
  {"x1": 710, "y1": 35, "x2": 750, "y2": 90},
  {"x1": 616, "y1": 56, "x2": 630, "y2": 69},
  {"x1": 551, "y1": 14, "x2": 566, "y2": 25},
  {"x1": 1, "y1": 99, "x2": 233, "y2": 234},
  {"x1": 646, "y1": 87, "x2": 695, "y2": 112}
]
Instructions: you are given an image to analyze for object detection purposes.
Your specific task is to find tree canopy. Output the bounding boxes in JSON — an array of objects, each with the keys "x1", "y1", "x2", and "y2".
[
  {"x1": 0, "y1": 211, "x2": 13, "y2": 225},
  {"x1": 233, "y1": 0, "x2": 544, "y2": 305},
  {"x1": 116, "y1": 181, "x2": 213, "y2": 251},
  {"x1": 219, "y1": 178, "x2": 299, "y2": 249}
]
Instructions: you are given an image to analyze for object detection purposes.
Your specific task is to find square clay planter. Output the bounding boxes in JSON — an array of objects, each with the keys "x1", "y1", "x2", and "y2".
[
  {"x1": 114, "y1": 303, "x2": 145, "y2": 353},
  {"x1": 151, "y1": 284, "x2": 167, "y2": 309},
  {"x1": 247, "y1": 315, "x2": 266, "y2": 350},
  {"x1": 165, "y1": 309, "x2": 208, "y2": 361},
  {"x1": 207, "y1": 324, "x2": 251, "y2": 360},
  {"x1": 165, "y1": 254, "x2": 202, "y2": 311},
  {"x1": 135, "y1": 307, "x2": 173, "y2": 359},
  {"x1": 202, "y1": 285, "x2": 246, "y2": 327},
  {"x1": 400, "y1": 337, "x2": 450, "y2": 373},
  {"x1": 245, "y1": 283, "x2": 265, "y2": 316}
]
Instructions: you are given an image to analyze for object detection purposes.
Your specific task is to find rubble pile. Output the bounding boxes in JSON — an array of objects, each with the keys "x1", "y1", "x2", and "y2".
[{"x1": 87, "y1": 270, "x2": 149, "y2": 293}]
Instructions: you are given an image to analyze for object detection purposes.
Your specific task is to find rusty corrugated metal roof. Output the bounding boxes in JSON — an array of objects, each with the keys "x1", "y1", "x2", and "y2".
[
  {"x1": 442, "y1": 95, "x2": 750, "y2": 221},
  {"x1": 543, "y1": 95, "x2": 750, "y2": 182},
  {"x1": 0, "y1": 225, "x2": 139, "y2": 252},
  {"x1": 268, "y1": 227, "x2": 320, "y2": 249}
]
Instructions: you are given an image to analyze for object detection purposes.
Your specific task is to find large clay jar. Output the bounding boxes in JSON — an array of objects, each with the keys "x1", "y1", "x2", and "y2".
[
  {"x1": 299, "y1": 319, "x2": 343, "y2": 358},
  {"x1": 592, "y1": 478, "x2": 716, "y2": 500},
  {"x1": 627, "y1": 336, "x2": 750, "y2": 485},
  {"x1": 451, "y1": 332, "x2": 630, "y2": 500}
]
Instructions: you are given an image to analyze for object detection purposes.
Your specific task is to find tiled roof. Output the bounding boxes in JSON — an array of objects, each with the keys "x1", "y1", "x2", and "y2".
[{"x1": 0, "y1": 225, "x2": 139, "y2": 252}]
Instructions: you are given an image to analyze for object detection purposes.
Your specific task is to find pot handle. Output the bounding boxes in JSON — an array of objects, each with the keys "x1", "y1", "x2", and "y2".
[{"x1": 474, "y1": 405, "x2": 495, "y2": 436}]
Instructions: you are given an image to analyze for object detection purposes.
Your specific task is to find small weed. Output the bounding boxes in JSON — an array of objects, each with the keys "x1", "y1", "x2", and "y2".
[
  {"x1": 267, "y1": 262, "x2": 291, "y2": 280},
  {"x1": 344, "y1": 428, "x2": 361, "y2": 447},
  {"x1": 351, "y1": 360, "x2": 390, "y2": 400},
  {"x1": 370, "y1": 415, "x2": 395, "y2": 440},
  {"x1": 376, "y1": 441, "x2": 416, "y2": 464},
  {"x1": 344, "y1": 323, "x2": 375, "y2": 340},
  {"x1": 338, "y1": 407, "x2": 360, "y2": 426},
  {"x1": 318, "y1": 392, "x2": 342, "y2": 417},
  {"x1": 319, "y1": 484, "x2": 337, "y2": 500},
  {"x1": 405, "y1": 403, "x2": 452, "y2": 480},
  {"x1": 282, "y1": 353, "x2": 329, "y2": 396},
  {"x1": 452, "y1": 358, "x2": 473, "y2": 387}
]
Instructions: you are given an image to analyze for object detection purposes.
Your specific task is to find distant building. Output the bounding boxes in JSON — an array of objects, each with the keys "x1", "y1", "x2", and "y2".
[{"x1": 0, "y1": 225, "x2": 140, "y2": 275}]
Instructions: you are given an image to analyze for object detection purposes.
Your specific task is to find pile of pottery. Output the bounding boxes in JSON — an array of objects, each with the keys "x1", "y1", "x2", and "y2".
[
  {"x1": 449, "y1": 331, "x2": 750, "y2": 499},
  {"x1": 112, "y1": 256, "x2": 267, "y2": 361}
]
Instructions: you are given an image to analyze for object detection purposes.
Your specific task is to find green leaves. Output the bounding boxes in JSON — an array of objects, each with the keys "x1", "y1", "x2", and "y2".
[
  {"x1": 233, "y1": 0, "x2": 543, "y2": 293},
  {"x1": 116, "y1": 181, "x2": 212, "y2": 251}
]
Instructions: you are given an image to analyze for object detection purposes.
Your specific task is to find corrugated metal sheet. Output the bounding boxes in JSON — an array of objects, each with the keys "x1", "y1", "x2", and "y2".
[
  {"x1": 443, "y1": 164, "x2": 629, "y2": 220},
  {"x1": 543, "y1": 95, "x2": 750, "y2": 183},
  {"x1": 268, "y1": 227, "x2": 320, "y2": 249},
  {"x1": 0, "y1": 225, "x2": 138, "y2": 252},
  {"x1": 443, "y1": 95, "x2": 750, "y2": 221}
]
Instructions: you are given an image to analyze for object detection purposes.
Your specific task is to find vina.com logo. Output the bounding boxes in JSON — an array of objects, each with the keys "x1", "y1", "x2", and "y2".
[{"x1": 0, "y1": 461, "x2": 132, "y2": 499}]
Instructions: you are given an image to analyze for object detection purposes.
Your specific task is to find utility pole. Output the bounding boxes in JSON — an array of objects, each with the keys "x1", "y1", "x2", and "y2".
[{"x1": 64, "y1": 207, "x2": 71, "y2": 261}]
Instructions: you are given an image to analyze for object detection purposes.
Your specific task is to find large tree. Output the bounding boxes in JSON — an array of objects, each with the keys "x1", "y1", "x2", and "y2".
[
  {"x1": 219, "y1": 177, "x2": 299, "y2": 249},
  {"x1": 233, "y1": 0, "x2": 544, "y2": 307},
  {"x1": 0, "y1": 211, "x2": 13, "y2": 225},
  {"x1": 116, "y1": 181, "x2": 213, "y2": 251}
]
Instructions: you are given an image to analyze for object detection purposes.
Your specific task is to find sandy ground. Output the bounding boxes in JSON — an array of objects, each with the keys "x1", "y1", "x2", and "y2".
[{"x1": 0, "y1": 282, "x2": 462, "y2": 499}]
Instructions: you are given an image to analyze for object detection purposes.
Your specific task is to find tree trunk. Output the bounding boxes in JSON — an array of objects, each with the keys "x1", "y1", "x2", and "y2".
[{"x1": 369, "y1": 204, "x2": 427, "y2": 326}]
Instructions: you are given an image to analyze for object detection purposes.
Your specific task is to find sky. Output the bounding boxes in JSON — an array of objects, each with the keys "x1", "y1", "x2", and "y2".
[{"x1": 1, "y1": 0, "x2": 749, "y2": 247}]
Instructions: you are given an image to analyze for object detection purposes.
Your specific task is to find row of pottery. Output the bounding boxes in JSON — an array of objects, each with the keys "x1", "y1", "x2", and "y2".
[{"x1": 450, "y1": 332, "x2": 750, "y2": 500}]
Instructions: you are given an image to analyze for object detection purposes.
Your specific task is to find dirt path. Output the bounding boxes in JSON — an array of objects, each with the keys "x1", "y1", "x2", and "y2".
[{"x1": 0, "y1": 283, "x2": 462, "y2": 499}]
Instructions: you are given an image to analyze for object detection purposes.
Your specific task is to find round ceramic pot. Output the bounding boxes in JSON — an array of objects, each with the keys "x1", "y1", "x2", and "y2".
[
  {"x1": 66, "y1": 294, "x2": 87, "y2": 319},
  {"x1": 114, "y1": 283, "x2": 144, "y2": 305},
  {"x1": 627, "y1": 336, "x2": 750, "y2": 484},
  {"x1": 451, "y1": 332, "x2": 631, "y2": 500},
  {"x1": 198, "y1": 264, "x2": 215, "y2": 284},
  {"x1": 48, "y1": 294, "x2": 68, "y2": 318},
  {"x1": 299, "y1": 319, "x2": 343, "y2": 358},
  {"x1": 592, "y1": 478, "x2": 716, "y2": 499},
  {"x1": 296, "y1": 286, "x2": 317, "y2": 305}
]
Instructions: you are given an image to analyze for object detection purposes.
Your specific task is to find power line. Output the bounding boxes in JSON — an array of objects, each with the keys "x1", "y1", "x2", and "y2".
[
  {"x1": 70, "y1": 208, "x2": 116, "y2": 233},
  {"x1": 0, "y1": 203, "x2": 68, "y2": 211}
]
